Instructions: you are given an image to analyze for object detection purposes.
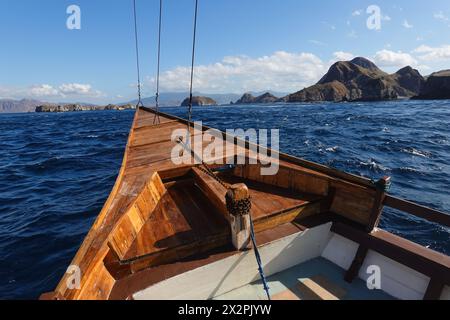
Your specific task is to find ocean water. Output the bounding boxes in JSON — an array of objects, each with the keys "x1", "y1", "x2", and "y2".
[{"x1": 0, "y1": 100, "x2": 449, "y2": 299}]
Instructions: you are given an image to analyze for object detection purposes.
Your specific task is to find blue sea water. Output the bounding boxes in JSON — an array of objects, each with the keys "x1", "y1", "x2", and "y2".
[{"x1": 0, "y1": 100, "x2": 449, "y2": 299}]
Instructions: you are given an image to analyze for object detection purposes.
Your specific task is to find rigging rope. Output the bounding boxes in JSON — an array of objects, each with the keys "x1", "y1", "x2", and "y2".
[
  {"x1": 185, "y1": 0, "x2": 199, "y2": 147},
  {"x1": 153, "y1": 0, "x2": 163, "y2": 124},
  {"x1": 178, "y1": 0, "x2": 271, "y2": 300},
  {"x1": 132, "y1": 0, "x2": 144, "y2": 109}
]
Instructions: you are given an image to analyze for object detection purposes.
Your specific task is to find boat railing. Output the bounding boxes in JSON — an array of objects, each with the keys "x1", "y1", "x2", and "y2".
[{"x1": 383, "y1": 195, "x2": 450, "y2": 228}]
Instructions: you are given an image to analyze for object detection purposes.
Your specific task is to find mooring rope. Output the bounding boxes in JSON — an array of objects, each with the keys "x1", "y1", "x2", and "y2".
[
  {"x1": 153, "y1": 0, "x2": 163, "y2": 124},
  {"x1": 249, "y1": 214, "x2": 271, "y2": 300},
  {"x1": 132, "y1": 0, "x2": 144, "y2": 109}
]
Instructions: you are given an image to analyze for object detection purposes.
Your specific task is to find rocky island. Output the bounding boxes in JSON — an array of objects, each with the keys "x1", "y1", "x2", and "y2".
[
  {"x1": 284, "y1": 57, "x2": 425, "y2": 102},
  {"x1": 180, "y1": 96, "x2": 218, "y2": 106},
  {"x1": 234, "y1": 92, "x2": 280, "y2": 104},
  {"x1": 414, "y1": 70, "x2": 450, "y2": 100},
  {"x1": 35, "y1": 104, "x2": 135, "y2": 113}
]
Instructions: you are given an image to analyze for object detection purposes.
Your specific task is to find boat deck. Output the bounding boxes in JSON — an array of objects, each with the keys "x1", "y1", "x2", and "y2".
[
  {"x1": 122, "y1": 175, "x2": 321, "y2": 263},
  {"x1": 214, "y1": 257, "x2": 394, "y2": 300},
  {"x1": 45, "y1": 107, "x2": 450, "y2": 301}
]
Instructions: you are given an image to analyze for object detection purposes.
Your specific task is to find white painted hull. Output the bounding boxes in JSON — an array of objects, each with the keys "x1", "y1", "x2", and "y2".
[{"x1": 134, "y1": 223, "x2": 450, "y2": 300}]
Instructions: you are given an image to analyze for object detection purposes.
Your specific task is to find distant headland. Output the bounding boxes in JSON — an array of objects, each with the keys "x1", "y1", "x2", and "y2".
[
  {"x1": 1, "y1": 57, "x2": 449, "y2": 114},
  {"x1": 35, "y1": 104, "x2": 136, "y2": 113}
]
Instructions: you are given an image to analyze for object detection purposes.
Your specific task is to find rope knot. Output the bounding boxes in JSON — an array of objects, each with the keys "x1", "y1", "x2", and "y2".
[{"x1": 225, "y1": 184, "x2": 252, "y2": 217}]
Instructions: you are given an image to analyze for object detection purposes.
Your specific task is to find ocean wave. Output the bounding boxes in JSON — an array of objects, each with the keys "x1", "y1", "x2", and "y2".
[{"x1": 401, "y1": 147, "x2": 432, "y2": 158}]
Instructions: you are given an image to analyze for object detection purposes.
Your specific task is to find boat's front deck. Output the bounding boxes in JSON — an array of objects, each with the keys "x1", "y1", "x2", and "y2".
[
  {"x1": 214, "y1": 257, "x2": 394, "y2": 300},
  {"x1": 121, "y1": 172, "x2": 322, "y2": 266}
]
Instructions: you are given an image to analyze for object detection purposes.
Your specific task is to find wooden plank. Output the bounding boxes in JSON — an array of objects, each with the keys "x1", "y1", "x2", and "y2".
[
  {"x1": 345, "y1": 246, "x2": 369, "y2": 283},
  {"x1": 384, "y1": 195, "x2": 450, "y2": 228},
  {"x1": 297, "y1": 276, "x2": 346, "y2": 300}
]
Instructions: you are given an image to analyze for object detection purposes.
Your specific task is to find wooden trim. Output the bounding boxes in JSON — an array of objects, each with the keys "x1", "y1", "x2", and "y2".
[
  {"x1": 384, "y1": 195, "x2": 450, "y2": 228},
  {"x1": 345, "y1": 246, "x2": 369, "y2": 283},
  {"x1": 53, "y1": 108, "x2": 141, "y2": 299},
  {"x1": 423, "y1": 278, "x2": 445, "y2": 300},
  {"x1": 367, "y1": 177, "x2": 391, "y2": 231},
  {"x1": 331, "y1": 222, "x2": 450, "y2": 286},
  {"x1": 320, "y1": 187, "x2": 336, "y2": 212}
]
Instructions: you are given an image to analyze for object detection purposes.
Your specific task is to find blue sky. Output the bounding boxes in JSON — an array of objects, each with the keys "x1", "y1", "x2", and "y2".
[{"x1": 1, "y1": 0, "x2": 450, "y2": 103}]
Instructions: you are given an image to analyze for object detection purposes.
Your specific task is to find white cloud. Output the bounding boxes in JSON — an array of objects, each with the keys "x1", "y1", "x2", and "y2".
[
  {"x1": 321, "y1": 21, "x2": 336, "y2": 30},
  {"x1": 58, "y1": 83, "x2": 102, "y2": 97},
  {"x1": 146, "y1": 51, "x2": 327, "y2": 93},
  {"x1": 333, "y1": 51, "x2": 355, "y2": 61},
  {"x1": 347, "y1": 30, "x2": 358, "y2": 39},
  {"x1": 352, "y1": 10, "x2": 362, "y2": 16},
  {"x1": 30, "y1": 84, "x2": 59, "y2": 97},
  {"x1": 373, "y1": 49, "x2": 417, "y2": 67},
  {"x1": 413, "y1": 45, "x2": 450, "y2": 61},
  {"x1": 402, "y1": 20, "x2": 413, "y2": 29},
  {"x1": 309, "y1": 40, "x2": 327, "y2": 46},
  {"x1": 434, "y1": 11, "x2": 449, "y2": 22},
  {"x1": 382, "y1": 15, "x2": 392, "y2": 21},
  {"x1": 0, "y1": 83, "x2": 104, "y2": 101}
]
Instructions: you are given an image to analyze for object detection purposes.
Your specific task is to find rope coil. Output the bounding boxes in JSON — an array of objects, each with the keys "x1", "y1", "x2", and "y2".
[{"x1": 226, "y1": 196, "x2": 252, "y2": 217}]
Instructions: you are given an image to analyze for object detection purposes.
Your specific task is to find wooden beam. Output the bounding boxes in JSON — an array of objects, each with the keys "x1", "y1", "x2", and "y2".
[
  {"x1": 423, "y1": 278, "x2": 445, "y2": 300},
  {"x1": 320, "y1": 187, "x2": 336, "y2": 213},
  {"x1": 331, "y1": 222, "x2": 450, "y2": 285},
  {"x1": 345, "y1": 246, "x2": 369, "y2": 283},
  {"x1": 367, "y1": 177, "x2": 391, "y2": 232},
  {"x1": 384, "y1": 195, "x2": 450, "y2": 228}
]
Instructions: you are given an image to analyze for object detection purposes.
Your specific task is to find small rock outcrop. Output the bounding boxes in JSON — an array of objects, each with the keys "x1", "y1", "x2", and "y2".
[
  {"x1": 235, "y1": 92, "x2": 279, "y2": 104},
  {"x1": 414, "y1": 70, "x2": 450, "y2": 100},
  {"x1": 180, "y1": 96, "x2": 218, "y2": 106}
]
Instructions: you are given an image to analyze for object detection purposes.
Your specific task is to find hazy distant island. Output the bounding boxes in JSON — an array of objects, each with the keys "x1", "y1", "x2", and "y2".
[
  {"x1": 180, "y1": 96, "x2": 218, "y2": 107},
  {"x1": 1, "y1": 56, "x2": 450, "y2": 114},
  {"x1": 35, "y1": 104, "x2": 136, "y2": 113}
]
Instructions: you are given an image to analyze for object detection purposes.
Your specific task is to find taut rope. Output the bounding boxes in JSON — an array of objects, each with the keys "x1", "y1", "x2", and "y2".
[
  {"x1": 132, "y1": 0, "x2": 144, "y2": 109},
  {"x1": 153, "y1": 0, "x2": 163, "y2": 124}
]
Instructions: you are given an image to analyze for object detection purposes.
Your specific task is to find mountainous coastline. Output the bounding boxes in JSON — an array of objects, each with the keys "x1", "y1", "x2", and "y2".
[
  {"x1": 2, "y1": 58, "x2": 450, "y2": 113},
  {"x1": 285, "y1": 57, "x2": 426, "y2": 102},
  {"x1": 35, "y1": 104, "x2": 135, "y2": 113},
  {"x1": 0, "y1": 99, "x2": 46, "y2": 113},
  {"x1": 414, "y1": 70, "x2": 450, "y2": 100}
]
